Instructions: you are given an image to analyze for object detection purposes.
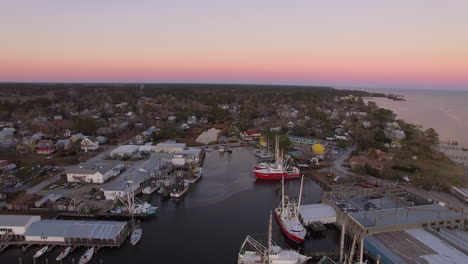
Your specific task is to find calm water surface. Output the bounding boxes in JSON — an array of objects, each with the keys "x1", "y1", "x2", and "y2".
[
  {"x1": 1, "y1": 147, "x2": 338, "y2": 264},
  {"x1": 364, "y1": 89, "x2": 468, "y2": 145}
]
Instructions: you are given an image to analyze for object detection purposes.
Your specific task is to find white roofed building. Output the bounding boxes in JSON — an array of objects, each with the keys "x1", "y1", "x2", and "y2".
[
  {"x1": 0, "y1": 215, "x2": 41, "y2": 238},
  {"x1": 154, "y1": 141, "x2": 186, "y2": 153}
]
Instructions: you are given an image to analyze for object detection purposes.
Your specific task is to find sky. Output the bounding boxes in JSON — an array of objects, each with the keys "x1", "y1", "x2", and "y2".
[{"x1": 0, "y1": 0, "x2": 467, "y2": 90}]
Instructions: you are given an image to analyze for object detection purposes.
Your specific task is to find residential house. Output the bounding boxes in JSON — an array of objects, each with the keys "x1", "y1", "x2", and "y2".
[
  {"x1": 96, "y1": 136, "x2": 107, "y2": 144},
  {"x1": 55, "y1": 139, "x2": 72, "y2": 151},
  {"x1": 180, "y1": 123, "x2": 190, "y2": 130},
  {"x1": 350, "y1": 156, "x2": 384, "y2": 171},
  {"x1": 287, "y1": 121, "x2": 294, "y2": 128},
  {"x1": 81, "y1": 137, "x2": 99, "y2": 152},
  {"x1": 362, "y1": 121, "x2": 371, "y2": 129},
  {"x1": 70, "y1": 133, "x2": 85, "y2": 143},
  {"x1": 167, "y1": 116, "x2": 176, "y2": 122},
  {"x1": 63, "y1": 129, "x2": 71, "y2": 137},
  {"x1": 375, "y1": 149, "x2": 395, "y2": 161}
]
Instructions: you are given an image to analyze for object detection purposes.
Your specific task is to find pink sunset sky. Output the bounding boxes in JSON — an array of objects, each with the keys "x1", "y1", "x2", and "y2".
[{"x1": 0, "y1": 0, "x2": 467, "y2": 90}]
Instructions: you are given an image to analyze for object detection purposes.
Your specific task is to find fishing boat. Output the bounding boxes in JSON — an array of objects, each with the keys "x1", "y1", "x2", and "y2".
[
  {"x1": 142, "y1": 180, "x2": 160, "y2": 194},
  {"x1": 78, "y1": 247, "x2": 94, "y2": 264},
  {"x1": 56, "y1": 246, "x2": 71, "y2": 261},
  {"x1": 253, "y1": 136, "x2": 300, "y2": 180},
  {"x1": 170, "y1": 180, "x2": 190, "y2": 198},
  {"x1": 130, "y1": 225, "x2": 143, "y2": 246},
  {"x1": 226, "y1": 145, "x2": 233, "y2": 153},
  {"x1": 219, "y1": 145, "x2": 226, "y2": 152},
  {"x1": 110, "y1": 181, "x2": 158, "y2": 216},
  {"x1": 274, "y1": 176, "x2": 307, "y2": 243},
  {"x1": 33, "y1": 246, "x2": 48, "y2": 258},
  {"x1": 238, "y1": 212, "x2": 310, "y2": 264},
  {"x1": 189, "y1": 167, "x2": 203, "y2": 183}
]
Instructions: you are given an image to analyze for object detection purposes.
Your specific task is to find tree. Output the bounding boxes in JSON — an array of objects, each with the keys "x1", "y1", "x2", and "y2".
[
  {"x1": 279, "y1": 135, "x2": 291, "y2": 151},
  {"x1": 424, "y1": 128, "x2": 439, "y2": 145},
  {"x1": 73, "y1": 118, "x2": 98, "y2": 135},
  {"x1": 292, "y1": 124, "x2": 307, "y2": 137}
]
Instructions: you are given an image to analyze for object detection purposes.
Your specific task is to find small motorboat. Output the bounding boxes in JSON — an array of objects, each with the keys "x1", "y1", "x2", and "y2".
[
  {"x1": 33, "y1": 246, "x2": 48, "y2": 258},
  {"x1": 130, "y1": 226, "x2": 143, "y2": 246},
  {"x1": 78, "y1": 247, "x2": 95, "y2": 264},
  {"x1": 56, "y1": 246, "x2": 71, "y2": 261}
]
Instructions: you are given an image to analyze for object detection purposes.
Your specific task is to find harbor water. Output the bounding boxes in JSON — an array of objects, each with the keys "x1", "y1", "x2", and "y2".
[{"x1": 0, "y1": 147, "x2": 339, "y2": 263}]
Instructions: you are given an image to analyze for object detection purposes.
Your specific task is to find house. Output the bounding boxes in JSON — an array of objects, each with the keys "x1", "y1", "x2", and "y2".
[
  {"x1": 96, "y1": 136, "x2": 107, "y2": 144},
  {"x1": 167, "y1": 116, "x2": 176, "y2": 121},
  {"x1": 36, "y1": 147, "x2": 54, "y2": 155},
  {"x1": 240, "y1": 130, "x2": 262, "y2": 141},
  {"x1": 375, "y1": 149, "x2": 395, "y2": 161},
  {"x1": 350, "y1": 156, "x2": 384, "y2": 171},
  {"x1": 287, "y1": 121, "x2": 294, "y2": 128},
  {"x1": 53, "y1": 115, "x2": 63, "y2": 120},
  {"x1": 64, "y1": 129, "x2": 71, "y2": 137},
  {"x1": 81, "y1": 137, "x2": 99, "y2": 152},
  {"x1": 70, "y1": 133, "x2": 85, "y2": 143},
  {"x1": 180, "y1": 123, "x2": 190, "y2": 130},
  {"x1": 187, "y1": 116, "x2": 197, "y2": 125},
  {"x1": 55, "y1": 139, "x2": 72, "y2": 151},
  {"x1": 66, "y1": 161, "x2": 123, "y2": 183},
  {"x1": 362, "y1": 121, "x2": 371, "y2": 129}
]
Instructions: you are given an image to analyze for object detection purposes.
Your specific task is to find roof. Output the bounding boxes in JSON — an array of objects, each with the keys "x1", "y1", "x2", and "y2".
[
  {"x1": 24, "y1": 220, "x2": 127, "y2": 240},
  {"x1": 365, "y1": 229, "x2": 468, "y2": 264},
  {"x1": 83, "y1": 136, "x2": 98, "y2": 143},
  {"x1": 349, "y1": 204, "x2": 462, "y2": 228},
  {"x1": 68, "y1": 161, "x2": 121, "y2": 175},
  {"x1": 241, "y1": 130, "x2": 262, "y2": 135},
  {"x1": 155, "y1": 142, "x2": 186, "y2": 149},
  {"x1": 300, "y1": 204, "x2": 336, "y2": 224},
  {"x1": 110, "y1": 145, "x2": 139, "y2": 155},
  {"x1": 0, "y1": 215, "x2": 40, "y2": 227}
]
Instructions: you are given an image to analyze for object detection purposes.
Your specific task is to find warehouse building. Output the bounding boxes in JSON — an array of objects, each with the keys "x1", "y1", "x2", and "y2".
[
  {"x1": 67, "y1": 161, "x2": 123, "y2": 183},
  {"x1": 0, "y1": 215, "x2": 41, "y2": 238},
  {"x1": 23, "y1": 220, "x2": 128, "y2": 246},
  {"x1": 110, "y1": 145, "x2": 139, "y2": 158},
  {"x1": 154, "y1": 141, "x2": 186, "y2": 153}
]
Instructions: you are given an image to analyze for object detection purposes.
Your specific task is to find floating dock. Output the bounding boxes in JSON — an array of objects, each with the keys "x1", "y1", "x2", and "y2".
[{"x1": 299, "y1": 203, "x2": 337, "y2": 226}]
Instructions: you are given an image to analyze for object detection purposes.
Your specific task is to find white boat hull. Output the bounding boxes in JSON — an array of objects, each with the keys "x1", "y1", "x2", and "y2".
[
  {"x1": 56, "y1": 246, "x2": 71, "y2": 261},
  {"x1": 33, "y1": 246, "x2": 48, "y2": 258}
]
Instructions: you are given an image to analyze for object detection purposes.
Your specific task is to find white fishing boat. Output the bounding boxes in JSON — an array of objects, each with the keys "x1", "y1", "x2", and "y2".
[
  {"x1": 238, "y1": 212, "x2": 310, "y2": 264},
  {"x1": 130, "y1": 225, "x2": 143, "y2": 246},
  {"x1": 219, "y1": 145, "x2": 226, "y2": 152},
  {"x1": 110, "y1": 181, "x2": 158, "y2": 215},
  {"x1": 275, "y1": 176, "x2": 307, "y2": 243},
  {"x1": 142, "y1": 180, "x2": 160, "y2": 194},
  {"x1": 170, "y1": 180, "x2": 190, "y2": 198},
  {"x1": 56, "y1": 246, "x2": 71, "y2": 261},
  {"x1": 78, "y1": 247, "x2": 94, "y2": 264},
  {"x1": 33, "y1": 246, "x2": 48, "y2": 258},
  {"x1": 189, "y1": 167, "x2": 203, "y2": 183}
]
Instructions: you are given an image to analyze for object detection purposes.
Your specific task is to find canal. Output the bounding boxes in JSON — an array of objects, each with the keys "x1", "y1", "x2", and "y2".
[{"x1": 0, "y1": 147, "x2": 339, "y2": 263}]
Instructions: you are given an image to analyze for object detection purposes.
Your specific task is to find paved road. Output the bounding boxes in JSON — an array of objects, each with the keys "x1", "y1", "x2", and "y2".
[{"x1": 331, "y1": 144, "x2": 357, "y2": 178}]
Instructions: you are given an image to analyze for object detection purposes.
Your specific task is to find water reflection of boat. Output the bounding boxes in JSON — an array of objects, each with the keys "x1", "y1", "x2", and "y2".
[{"x1": 238, "y1": 212, "x2": 310, "y2": 264}]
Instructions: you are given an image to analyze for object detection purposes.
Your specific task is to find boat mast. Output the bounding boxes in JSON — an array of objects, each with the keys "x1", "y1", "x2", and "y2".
[
  {"x1": 281, "y1": 175, "x2": 285, "y2": 213},
  {"x1": 298, "y1": 174, "x2": 304, "y2": 214},
  {"x1": 267, "y1": 211, "x2": 272, "y2": 263}
]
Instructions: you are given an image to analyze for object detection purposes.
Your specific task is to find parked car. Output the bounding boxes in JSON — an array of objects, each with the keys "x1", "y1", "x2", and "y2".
[
  {"x1": 14, "y1": 182, "x2": 23, "y2": 188},
  {"x1": 60, "y1": 183, "x2": 69, "y2": 189},
  {"x1": 49, "y1": 184, "x2": 58, "y2": 189}
]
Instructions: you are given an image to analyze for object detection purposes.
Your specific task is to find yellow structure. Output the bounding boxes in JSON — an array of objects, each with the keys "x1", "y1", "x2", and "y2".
[
  {"x1": 260, "y1": 136, "x2": 267, "y2": 147},
  {"x1": 312, "y1": 143, "x2": 325, "y2": 155}
]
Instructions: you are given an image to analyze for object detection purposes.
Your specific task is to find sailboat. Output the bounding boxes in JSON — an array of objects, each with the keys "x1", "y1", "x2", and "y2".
[
  {"x1": 274, "y1": 175, "x2": 307, "y2": 243},
  {"x1": 238, "y1": 212, "x2": 310, "y2": 264},
  {"x1": 56, "y1": 246, "x2": 71, "y2": 261},
  {"x1": 33, "y1": 246, "x2": 48, "y2": 258},
  {"x1": 78, "y1": 247, "x2": 94, "y2": 264}
]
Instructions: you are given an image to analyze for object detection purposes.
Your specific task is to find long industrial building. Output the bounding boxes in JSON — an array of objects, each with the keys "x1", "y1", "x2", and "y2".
[
  {"x1": 23, "y1": 220, "x2": 128, "y2": 246},
  {"x1": 0, "y1": 215, "x2": 41, "y2": 238}
]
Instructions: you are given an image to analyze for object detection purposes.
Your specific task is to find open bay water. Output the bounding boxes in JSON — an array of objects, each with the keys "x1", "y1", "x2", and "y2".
[
  {"x1": 363, "y1": 89, "x2": 468, "y2": 145},
  {"x1": 1, "y1": 147, "x2": 338, "y2": 263}
]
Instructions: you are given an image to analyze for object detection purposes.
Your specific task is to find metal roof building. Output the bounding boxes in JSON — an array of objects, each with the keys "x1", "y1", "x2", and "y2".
[
  {"x1": 349, "y1": 204, "x2": 463, "y2": 228},
  {"x1": 24, "y1": 220, "x2": 128, "y2": 245},
  {"x1": 0, "y1": 215, "x2": 41, "y2": 236},
  {"x1": 365, "y1": 228, "x2": 468, "y2": 263}
]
